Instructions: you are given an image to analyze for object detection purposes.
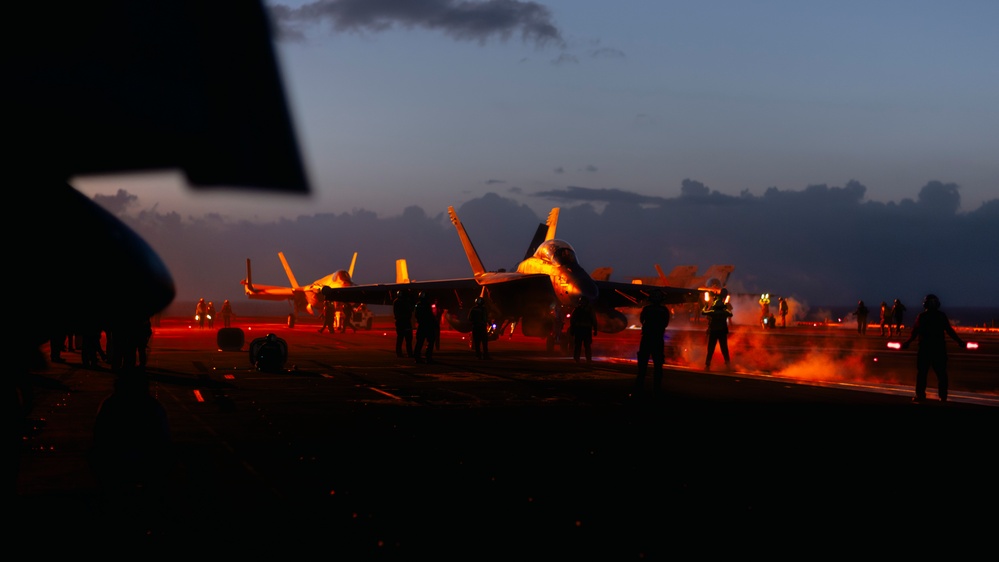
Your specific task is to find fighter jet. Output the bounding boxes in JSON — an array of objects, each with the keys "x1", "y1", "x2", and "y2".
[
  {"x1": 631, "y1": 264, "x2": 735, "y2": 292},
  {"x1": 242, "y1": 252, "x2": 359, "y2": 324},
  {"x1": 321, "y1": 206, "x2": 699, "y2": 351}
]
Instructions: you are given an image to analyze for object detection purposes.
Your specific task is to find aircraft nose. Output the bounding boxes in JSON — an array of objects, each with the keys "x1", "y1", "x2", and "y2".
[
  {"x1": 21, "y1": 182, "x2": 176, "y2": 347},
  {"x1": 569, "y1": 270, "x2": 599, "y2": 304}
]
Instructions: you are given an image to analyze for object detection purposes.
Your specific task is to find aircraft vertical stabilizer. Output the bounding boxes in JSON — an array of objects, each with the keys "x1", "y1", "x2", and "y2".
[
  {"x1": 348, "y1": 251, "x2": 358, "y2": 279},
  {"x1": 591, "y1": 267, "x2": 613, "y2": 282},
  {"x1": 396, "y1": 259, "x2": 410, "y2": 283},
  {"x1": 524, "y1": 207, "x2": 562, "y2": 260},
  {"x1": 448, "y1": 206, "x2": 487, "y2": 276},
  {"x1": 544, "y1": 207, "x2": 559, "y2": 241},
  {"x1": 278, "y1": 252, "x2": 300, "y2": 288},
  {"x1": 244, "y1": 258, "x2": 255, "y2": 292}
]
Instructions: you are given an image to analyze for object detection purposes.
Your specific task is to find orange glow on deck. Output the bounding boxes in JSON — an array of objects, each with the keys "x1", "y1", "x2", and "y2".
[{"x1": 193, "y1": 389, "x2": 205, "y2": 402}]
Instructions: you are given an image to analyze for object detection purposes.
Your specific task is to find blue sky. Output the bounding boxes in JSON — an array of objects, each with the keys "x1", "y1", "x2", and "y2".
[{"x1": 74, "y1": 0, "x2": 998, "y2": 221}]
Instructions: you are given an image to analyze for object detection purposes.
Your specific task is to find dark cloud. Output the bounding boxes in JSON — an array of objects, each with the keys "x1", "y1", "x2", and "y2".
[
  {"x1": 269, "y1": 0, "x2": 565, "y2": 48},
  {"x1": 94, "y1": 181, "x2": 999, "y2": 317}
]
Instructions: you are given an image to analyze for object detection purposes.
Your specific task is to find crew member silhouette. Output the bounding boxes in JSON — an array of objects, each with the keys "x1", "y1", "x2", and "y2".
[
  {"x1": 469, "y1": 297, "x2": 491, "y2": 359},
  {"x1": 318, "y1": 299, "x2": 336, "y2": 334},
  {"x1": 393, "y1": 290, "x2": 414, "y2": 358},
  {"x1": 634, "y1": 290, "x2": 671, "y2": 396},
  {"x1": 854, "y1": 300, "x2": 869, "y2": 335},
  {"x1": 569, "y1": 295, "x2": 597, "y2": 364},
  {"x1": 879, "y1": 301, "x2": 890, "y2": 336},
  {"x1": 703, "y1": 288, "x2": 733, "y2": 370},
  {"x1": 195, "y1": 298, "x2": 208, "y2": 329},
  {"x1": 890, "y1": 298, "x2": 907, "y2": 337},
  {"x1": 220, "y1": 299, "x2": 234, "y2": 328},
  {"x1": 778, "y1": 296, "x2": 789, "y2": 328},
  {"x1": 206, "y1": 301, "x2": 216, "y2": 329},
  {"x1": 413, "y1": 292, "x2": 439, "y2": 364},
  {"x1": 901, "y1": 294, "x2": 965, "y2": 403}
]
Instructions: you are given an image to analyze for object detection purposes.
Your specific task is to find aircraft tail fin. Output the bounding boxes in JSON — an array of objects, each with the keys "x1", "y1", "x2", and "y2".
[
  {"x1": 654, "y1": 264, "x2": 667, "y2": 281},
  {"x1": 523, "y1": 207, "x2": 561, "y2": 260},
  {"x1": 524, "y1": 223, "x2": 548, "y2": 261},
  {"x1": 591, "y1": 266, "x2": 613, "y2": 281},
  {"x1": 448, "y1": 206, "x2": 487, "y2": 276},
  {"x1": 544, "y1": 207, "x2": 559, "y2": 241},
  {"x1": 243, "y1": 258, "x2": 256, "y2": 294},
  {"x1": 278, "y1": 252, "x2": 300, "y2": 289},
  {"x1": 698, "y1": 265, "x2": 735, "y2": 291},
  {"x1": 348, "y1": 251, "x2": 358, "y2": 279},
  {"x1": 396, "y1": 259, "x2": 410, "y2": 283}
]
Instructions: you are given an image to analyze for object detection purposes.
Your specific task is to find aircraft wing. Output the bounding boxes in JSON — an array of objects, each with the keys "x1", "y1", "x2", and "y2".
[
  {"x1": 243, "y1": 283, "x2": 297, "y2": 301},
  {"x1": 321, "y1": 273, "x2": 555, "y2": 320},
  {"x1": 321, "y1": 279, "x2": 484, "y2": 310},
  {"x1": 594, "y1": 280, "x2": 699, "y2": 309}
]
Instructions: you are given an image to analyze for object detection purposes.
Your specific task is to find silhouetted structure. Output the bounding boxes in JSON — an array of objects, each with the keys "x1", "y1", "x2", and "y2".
[
  {"x1": 8, "y1": 0, "x2": 306, "y2": 498},
  {"x1": 90, "y1": 373, "x2": 174, "y2": 527},
  {"x1": 249, "y1": 334, "x2": 288, "y2": 373}
]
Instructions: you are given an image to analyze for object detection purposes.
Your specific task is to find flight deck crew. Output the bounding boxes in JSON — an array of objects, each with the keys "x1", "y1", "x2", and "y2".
[
  {"x1": 901, "y1": 294, "x2": 965, "y2": 403},
  {"x1": 879, "y1": 301, "x2": 890, "y2": 336},
  {"x1": 195, "y1": 298, "x2": 208, "y2": 329},
  {"x1": 703, "y1": 288, "x2": 733, "y2": 370},
  {"x1": 890, "y1": 298, "x2": 907, "y2": 337},
  {"x1": 220, "y1": 299, "x2": 233, "y2": 328},
  {"x1": 854, "y1": 300, "x2": 869, "y2": 335},
  {"x1": 468, "y1": 297, "x2": 490, "y2": 359},
  {"x1": 569, "y1": 295, "x2": 597, "y2": 364},
  {"x1": 633, "y1": 290, "x2": 671, "y2": 396},
  {"x1": 413, "y1": 292, "x2": 439, "y2": 364},
  {"x1": 318, "y1": 299, "x2": 336, "y2": 334},
  {"x1": 393, "y1": 290, "x2": 414, "y2": 358}
]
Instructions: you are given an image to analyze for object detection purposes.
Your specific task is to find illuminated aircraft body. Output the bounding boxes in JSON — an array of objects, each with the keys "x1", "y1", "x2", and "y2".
[
  {"x1": 321, "y1": 207, "x2": 698, "y2": 351},
  {"x1": 242, "y1": 251, "x2": 358, "y2": 320},
  {"x1": 619, "y1": 264, "x2": 735, "y2": 292}
]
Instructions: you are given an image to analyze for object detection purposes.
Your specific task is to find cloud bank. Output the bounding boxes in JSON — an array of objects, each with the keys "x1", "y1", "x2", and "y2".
[{"x1": 90, "y1": 178, "x2": 999, "y2": 318}]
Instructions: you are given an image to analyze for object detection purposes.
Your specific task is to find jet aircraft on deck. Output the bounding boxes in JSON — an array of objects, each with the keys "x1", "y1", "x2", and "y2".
[
  {"x1": 321, "y1": 207, "x2": 698, "y2": 351},
  {"x1": 241, "y1": 251, "x2": 359, "y2": 324}
]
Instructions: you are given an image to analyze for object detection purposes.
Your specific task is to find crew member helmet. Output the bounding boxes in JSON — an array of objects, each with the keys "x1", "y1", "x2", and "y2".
[
  {"x1": 419, "y1": 291, "x2": 428, "y2": 299},
  {"x1": 719, "y1": 288, "x2": 729, "y2": 299},
  {"x1": 474, "y1": 297, "x2": 484, "y2": 305},
  {"x1": 923, "y1": 294, "x2": 940, "y2": 310}
]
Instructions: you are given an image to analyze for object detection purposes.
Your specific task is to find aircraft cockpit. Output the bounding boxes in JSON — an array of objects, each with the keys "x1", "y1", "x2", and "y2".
[{"x1": 536, "y1": 239, "x2": 578, "y2": 265}]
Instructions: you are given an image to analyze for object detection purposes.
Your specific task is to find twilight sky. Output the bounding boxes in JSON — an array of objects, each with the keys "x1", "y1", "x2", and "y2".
[
  {"x1": 74, "y1": 0, "x2": 998, "y2": 220},
  {"x1": 70, "y1": 1, "x2": 999, "y2": 312}
]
